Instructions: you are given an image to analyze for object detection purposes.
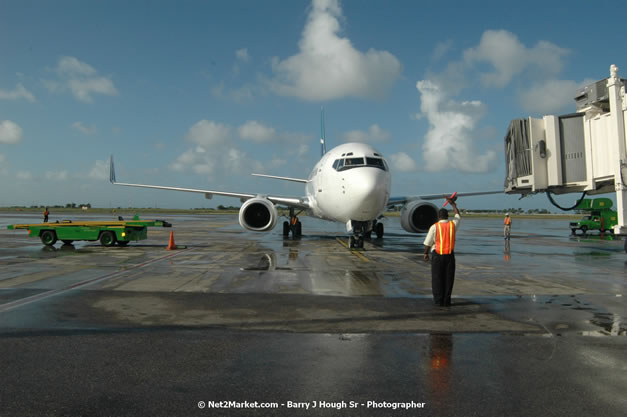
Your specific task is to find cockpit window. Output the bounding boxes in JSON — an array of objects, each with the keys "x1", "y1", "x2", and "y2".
[
  {"x1": 333, "y1": 156, "x2": 388, "y2": 171},
  {"x1": 366, "y1": 157, "x2": 385, "y2": 169},
  {"x1": 345, "y1": 157, "x2": 365, "y2": 166}
]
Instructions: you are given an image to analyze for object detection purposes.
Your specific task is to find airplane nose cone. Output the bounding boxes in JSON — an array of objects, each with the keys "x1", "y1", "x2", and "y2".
[{"x1": 347, "y1": 169, "x2": 389, "y2": 219}]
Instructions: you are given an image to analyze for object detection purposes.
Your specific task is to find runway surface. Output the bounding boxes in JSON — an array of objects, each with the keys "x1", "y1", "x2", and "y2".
[{"x1": 0, "y1": 212, "x2": 625, "y2": 416}]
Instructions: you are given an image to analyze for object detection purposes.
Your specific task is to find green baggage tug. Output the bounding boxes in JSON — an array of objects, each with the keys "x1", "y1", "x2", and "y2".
[{"x1": 7, "y1": 219, "x2": 172, "y2": 247}]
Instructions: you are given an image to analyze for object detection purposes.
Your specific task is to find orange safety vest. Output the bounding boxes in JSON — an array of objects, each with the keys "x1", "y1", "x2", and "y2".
[
  {"x1": 504, "y1": 217, "x2": 512, "y2": 226},
  {"x1": 435, "y1": 221, "x2": 455, "y2": 255}
]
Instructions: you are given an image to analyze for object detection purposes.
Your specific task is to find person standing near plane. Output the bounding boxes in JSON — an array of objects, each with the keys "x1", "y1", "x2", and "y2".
[
  {"x1": 43, "y1": 207, "x2": 49, "y2": 223},
  {"x1": 504, "y1": 213, "x2": 512, "y2": 239},
  {"x1": 423, "y1": 198, "x2": 460, "y2": 307}
]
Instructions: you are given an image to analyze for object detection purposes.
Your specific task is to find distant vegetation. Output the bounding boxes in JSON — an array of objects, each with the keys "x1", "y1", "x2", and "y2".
[
  {"x1": 3, "y1": 204, "x2": 570, "y2": 217},
  {"x1": 387, "y1": 206, "x2": 552, "y2": 214}
]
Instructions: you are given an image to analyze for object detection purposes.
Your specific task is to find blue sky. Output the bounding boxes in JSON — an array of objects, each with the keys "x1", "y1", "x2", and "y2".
[{"x1": 1, "y1": 0, "x2": 626, "y2": 211}]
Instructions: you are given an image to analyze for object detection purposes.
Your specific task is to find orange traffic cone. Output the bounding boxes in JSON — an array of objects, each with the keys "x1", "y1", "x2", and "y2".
[{"x1": 166, "y1": 231, "x2": 176, "y2": 250}]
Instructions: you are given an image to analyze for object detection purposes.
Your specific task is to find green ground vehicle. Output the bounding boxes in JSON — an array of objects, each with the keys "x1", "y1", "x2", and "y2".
[
  {"x1": 569, "y1": 198, "x2": 617, "y2": 235},
  {"x1": 7, "y1": 219, "x2": 171, "y2": 247}
]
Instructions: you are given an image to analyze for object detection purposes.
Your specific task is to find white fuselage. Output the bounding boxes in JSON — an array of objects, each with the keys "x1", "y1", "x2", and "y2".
[{"x1": 305, "y1": 143, "x2": 391, "y2": 223}]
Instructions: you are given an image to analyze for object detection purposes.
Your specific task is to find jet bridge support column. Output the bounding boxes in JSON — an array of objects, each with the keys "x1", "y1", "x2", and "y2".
[{"x1": 608, "y1": 65, "x2": 627, "y2": 234}]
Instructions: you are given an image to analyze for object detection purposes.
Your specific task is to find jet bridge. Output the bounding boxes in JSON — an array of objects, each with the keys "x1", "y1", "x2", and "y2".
[{"x1": 504, "y1": 64, "x2": 627, "y2": 235}]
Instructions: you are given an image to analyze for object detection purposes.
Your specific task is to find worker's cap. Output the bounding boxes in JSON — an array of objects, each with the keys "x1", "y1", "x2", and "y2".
[{"x1": 505, "y1": 212, "x2": 510, "y2": 216}]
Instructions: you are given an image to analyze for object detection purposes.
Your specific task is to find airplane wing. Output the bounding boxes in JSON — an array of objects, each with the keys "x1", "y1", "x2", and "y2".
[
  {"x1": 109, "y1": 157, "x2": 310, "y2": 210},
  {"x1": 388, "y1": 190, "x2": 503, "y2": 207}
]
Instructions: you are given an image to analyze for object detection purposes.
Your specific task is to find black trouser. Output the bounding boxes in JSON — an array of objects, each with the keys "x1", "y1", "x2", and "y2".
[{"x1": 431, "y1": 252, "x2": 455, "y2": 306}]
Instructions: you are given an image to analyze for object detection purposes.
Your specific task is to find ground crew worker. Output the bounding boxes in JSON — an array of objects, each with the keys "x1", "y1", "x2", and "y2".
[
  {"x1": 43, "y1": 207, "x2": 49, "y2": 223},
  {"x1": 423, "y1": 198, "x2": 460, "y2": 307},
  {"x1": 504, "y1": 213, "x2": 512, "y2": 240}
]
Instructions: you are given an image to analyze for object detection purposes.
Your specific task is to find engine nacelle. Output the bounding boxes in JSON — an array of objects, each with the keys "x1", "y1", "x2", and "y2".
[
  {"x1": 400, "y1": 200, "x2": 438, "y2": 233},
  {"x1": 238, "y1": 197, "x2": 278, "y2": 232}
]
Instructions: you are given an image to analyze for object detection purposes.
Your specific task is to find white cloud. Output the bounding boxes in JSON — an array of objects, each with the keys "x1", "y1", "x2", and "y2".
[
  {"x1": 412, "y1": 29, "x2": 577, "y2": 173},
  {"x1": 294, "y1": 143, "x2": 309, "y2": 158},
  {"x1": 45, "y1": 170, "x2": 69, "y2": 181},
  {"x1": 432, "y1": 40, "x2": 453, "y2": 62},
  {"x1": 170, "y1": 145, "x2": 264, "y2": 178},
  {"x1": 389, "y1": 152, "x2": 417, "y2": 172},
  {"x1": 416, "y1": 80, "x2": 496, "y2": 173},
  {"x1": 88, "y1": 160, "x2": 108, "y2": 179},
  {"x1": 0, "y1": 120, "x2": 23, "y2": 144},
  {"x1": 212, "y1": 82, "x2": 255, "y2": 102},
  {"x1": 185, "y1": 120, "x2": 231, "y2": 146},
  {"x1": 16, "y1": 170, "x2": 33, "y2": 180},
  {"x1": 68, "y1": 78, "x2": 117, "y2": 103},
  {"x1": 172, "y1": 119, "x2": 311, "y2": 181},
  {"x1": 462, "y1": 30, "x2": 569, "y2": 88},
  {"x1": 72, "y1": 121, "x2": 98, "y2": 135},
  {"x1": 519, "y1": 79, "x2": 595, "y2": 114},
  {"x1": 267, "y1": 0, "x2": 401, "y2": 100},
  {"x1": 235, "y1": 48, "x2": 250, "y2": 63},
  {"x1": 0, "y1": 83, "x2": 36, "y2": 102},
  {"x1": 429, "y1": 30, "x2": 571, "y2": 98},
  {"x1": 225, "y1": 148, "x2": 247, "y2": 173},
  {"x1": 342, "y1": 124, "x2": 390, "y2": 143},
  {"x1": 58, "y1": 56, "x2": 97, "y2": 76},
  {"x1": 47, "y1": 56, "x2": 118, "y2": 103},
  {"x1": 170, "y1": 148, "x2": 216, "y2": 176},
  {"x1": 238, "y1": 120, "x2": 276, "y2": 143}
]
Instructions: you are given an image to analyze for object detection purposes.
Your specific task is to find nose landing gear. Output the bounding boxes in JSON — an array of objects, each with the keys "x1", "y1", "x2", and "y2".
[{"x1": 349, "y1": 219, "x2": 384, "y2": 248}]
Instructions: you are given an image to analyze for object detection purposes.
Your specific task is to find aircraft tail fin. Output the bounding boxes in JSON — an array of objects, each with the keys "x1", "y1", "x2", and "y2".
[
  {"x1": 109, "y1": 155, "x2": 116, "y2": 183},
  {"x1": 320, "y1": 107, "x2": 327, "y2": 156}
]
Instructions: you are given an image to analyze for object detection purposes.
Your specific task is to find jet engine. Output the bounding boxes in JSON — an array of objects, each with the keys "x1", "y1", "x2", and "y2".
[
  {"x1": 238, "y1": 197, "x2": 278, "y2": 232},
  {"x1": 400, "y1": 200, "x2": 438, "y2": 233}
]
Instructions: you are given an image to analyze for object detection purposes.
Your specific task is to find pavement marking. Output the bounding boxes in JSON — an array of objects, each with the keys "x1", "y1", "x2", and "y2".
[
  {"x1": 0, "y1": 248, "x2": 193, "y2": 313},
  {"x1": 336, "y1": 238, "x2": 369, "y2": 262}
]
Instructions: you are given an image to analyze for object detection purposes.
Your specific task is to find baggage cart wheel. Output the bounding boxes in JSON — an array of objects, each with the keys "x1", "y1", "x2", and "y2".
[
  {"x1": 40, "y1": 230, "x2": 57, "y2": 246},
  {"x1": 99, "y1": 231, "x2": 116, "y2": 247}
]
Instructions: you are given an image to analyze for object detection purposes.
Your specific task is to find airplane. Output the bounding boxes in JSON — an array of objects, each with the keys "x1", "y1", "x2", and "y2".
[{"x1": 109, "y1": 115, "x2": 501, "y2": 248}]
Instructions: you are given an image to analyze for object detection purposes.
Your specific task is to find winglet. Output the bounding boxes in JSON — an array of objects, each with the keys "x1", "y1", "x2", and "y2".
[
  {"x1": 320, "y1": 107, "x2": 327, "y2": 156},
  {"x1": 109, "y1": 155, "x2": 116, "y2": 184}
]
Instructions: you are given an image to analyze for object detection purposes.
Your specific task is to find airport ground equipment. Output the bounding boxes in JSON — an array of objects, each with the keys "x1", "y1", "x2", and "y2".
[
  {"x1": 569, "y1": 198, "x2": 617, "y2": 235},
  {"x1": 7, "y1": 219, "x2": 172, "y2": 247},
  {"x1": 504, "y1": 64, "x2": 627, "y2": 237}
]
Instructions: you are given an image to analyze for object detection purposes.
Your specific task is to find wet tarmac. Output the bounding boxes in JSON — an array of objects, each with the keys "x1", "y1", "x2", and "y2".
[{"x1": 0, "y1": 212, "x2": 625, "y2": 416}]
